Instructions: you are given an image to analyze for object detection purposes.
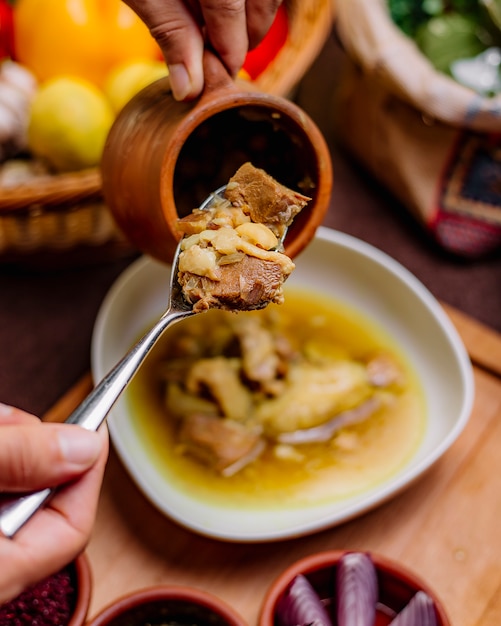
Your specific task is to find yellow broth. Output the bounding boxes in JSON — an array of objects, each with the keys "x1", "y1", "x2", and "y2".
[{"x1": 125, "y1": 287, "x2": 426, "y2": 509}]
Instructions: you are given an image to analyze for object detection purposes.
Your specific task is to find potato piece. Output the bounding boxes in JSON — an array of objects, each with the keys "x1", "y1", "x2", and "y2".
[
  {"x1": 178, "y1": 245, "x2": 220, "y2": 280},
  {"x1": 236, "y1": 222, "x2": 278, "y2": 250},
  {"x1": 205, "y1": 227, "x2": 241, "y2": 255},
  {"x1": 255, "y1": 360, "x2": 371, "y2": 435},
  {"x1": 186, "y1": 357, "x2": 252, "y2": 423},
  {"x1": 165, "y1": 382, "x2": 219, "y2": 419}
]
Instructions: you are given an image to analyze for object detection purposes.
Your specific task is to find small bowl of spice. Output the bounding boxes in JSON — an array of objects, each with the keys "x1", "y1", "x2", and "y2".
[
  {"x1": 86, "y1": 585, "x2": 247, "y2": 626},
  {"x1": 259, "y1": 550, "x2": 451, "y2": 626},
  {"x1": 0, "y1": 552, "x2": 92, "y2": 626}
]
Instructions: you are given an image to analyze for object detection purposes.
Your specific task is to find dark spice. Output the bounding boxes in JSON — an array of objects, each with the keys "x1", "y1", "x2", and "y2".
[{"x1": 0, "y1": 567, "x2": 75, "y2": 626}]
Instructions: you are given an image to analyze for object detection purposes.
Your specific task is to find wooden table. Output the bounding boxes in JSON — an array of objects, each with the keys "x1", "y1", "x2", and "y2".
[{"x1": 44, "y1": 304, "x2": 501, "y2": 626}]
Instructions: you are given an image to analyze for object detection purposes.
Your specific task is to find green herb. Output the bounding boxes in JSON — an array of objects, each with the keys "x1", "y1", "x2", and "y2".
[
  {"x1": 387, "y1": 0, "x2": 501, "y2": 89},
  {"x1": 417, "y1": 12, "x2": 488, "y2": 72},
  {"x1": 388, "y1": 0, "x2": 484, "y2": 37}
]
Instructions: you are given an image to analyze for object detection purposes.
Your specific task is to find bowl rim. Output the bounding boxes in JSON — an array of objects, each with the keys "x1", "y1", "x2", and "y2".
[
  {"x1": 258, "y1": 549, "x2": 451, "y2": 626},
  {"x1": 86, "y1": 584, "x2": 248, "y2": 626},
  {"x1": 69, "y1": 552, "x2": 92, "y2": 626}
]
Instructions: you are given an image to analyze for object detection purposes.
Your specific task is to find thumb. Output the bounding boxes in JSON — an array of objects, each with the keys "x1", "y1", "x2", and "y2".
[
  {"x1": 0, "y1": 423, "x2": 103, "y2": 492},
  {"x1": 123, "y1": 0, "x2": 205, "y2": 100}
]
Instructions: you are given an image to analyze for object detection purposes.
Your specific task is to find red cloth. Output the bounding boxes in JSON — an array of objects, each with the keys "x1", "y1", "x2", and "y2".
[
  {"x1": 242, "y1": 4, "x2": 288, "y2": 80},
  {"x1": 0, "y1": 0, "x2": 14, "y2": 60}
]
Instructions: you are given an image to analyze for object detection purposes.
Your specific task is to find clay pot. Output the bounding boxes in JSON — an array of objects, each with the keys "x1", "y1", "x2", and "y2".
[
  {"x1": 0, "y1": 552, "x2": 92, "y2": 626},
  {"x1": 101, "y1": 52, "x2": 333, "y2": 264},
  {"x1": 259, "y1": 550, "x2": 451, "y2": 626},
  {"x1": 69, "y1": 552, "x2": 92, "y2": 626},
  {"x1": 86, "y1": 585, "x2": 247, "y2": 626}
]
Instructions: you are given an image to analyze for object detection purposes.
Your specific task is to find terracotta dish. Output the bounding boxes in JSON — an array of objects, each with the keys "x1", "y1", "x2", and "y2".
[
  {"x1": 0, "y1": 552, "x2": 91, "y2": 626},
  {"x1": 259, "y1": 549, "x2": 451, "y2": 626},
  {"x1": 70, "y1": 553, "x2": 92, "y2": 626},
  {"x1": 86, "y1": 585, "x2": 247, "y2": 626}
]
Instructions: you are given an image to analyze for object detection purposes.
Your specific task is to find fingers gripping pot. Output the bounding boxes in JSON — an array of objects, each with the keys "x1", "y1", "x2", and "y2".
[{"x1": 101, "y1": 52, "x2": 333, "y2": 263}]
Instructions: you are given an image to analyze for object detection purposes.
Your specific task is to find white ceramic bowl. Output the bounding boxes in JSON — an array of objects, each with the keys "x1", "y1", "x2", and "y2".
[{"x1": 91, "y1": 226, "x2": 474, "y2": 542}]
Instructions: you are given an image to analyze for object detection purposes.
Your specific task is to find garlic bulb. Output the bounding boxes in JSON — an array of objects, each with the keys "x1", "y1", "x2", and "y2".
[{"x1": 0, "y1": 60, "x2": 38, "y2": 161}]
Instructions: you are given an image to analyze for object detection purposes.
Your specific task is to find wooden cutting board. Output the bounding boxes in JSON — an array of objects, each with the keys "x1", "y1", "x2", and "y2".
[{"x1": 44, "y1": 304, "x2": 501, "y2": 626}]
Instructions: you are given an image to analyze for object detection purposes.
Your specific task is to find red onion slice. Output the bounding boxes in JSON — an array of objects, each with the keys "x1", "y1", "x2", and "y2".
[
  {"x1": 276, "y1": 574, "x2": 333, "y2": 626},
  {"x1": 336, "y1": 552, "x2": 378, "y2": 626},
  {"x1": 388, "y1": 591, "x2": 437, "y2": 626}
]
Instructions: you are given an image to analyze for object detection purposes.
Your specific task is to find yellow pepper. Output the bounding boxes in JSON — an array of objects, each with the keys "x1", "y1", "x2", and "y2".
[{"x1": 13, "y1": 0, "x2": 161, "y2": 87}]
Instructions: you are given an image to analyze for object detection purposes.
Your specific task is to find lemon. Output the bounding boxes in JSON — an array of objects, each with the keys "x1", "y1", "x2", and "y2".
[
  {"x1": 28, "y1": 76, "x2": 114, "y2": 172},
  {"x1": 104, "y1": 59, "x2": 168, "y2": 113}
]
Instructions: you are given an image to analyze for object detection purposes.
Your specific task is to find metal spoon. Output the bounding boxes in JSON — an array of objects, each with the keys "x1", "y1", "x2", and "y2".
[
  {"x1": 0, "y1": 187, "x2": 230, "y2": 539},
  {"x1": 0, "y1": 184, "x2": 293, "y2": 538}
]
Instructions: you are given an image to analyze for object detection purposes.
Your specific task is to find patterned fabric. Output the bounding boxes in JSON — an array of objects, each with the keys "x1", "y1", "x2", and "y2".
[{"x1": 433, "y1": 133, "x2": 501, "y2": 257}]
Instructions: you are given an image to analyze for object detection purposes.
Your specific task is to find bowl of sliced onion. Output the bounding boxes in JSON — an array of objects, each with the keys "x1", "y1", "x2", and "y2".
[{"x1": 259, "y1": 550, "x2": 450, "y2": 626}]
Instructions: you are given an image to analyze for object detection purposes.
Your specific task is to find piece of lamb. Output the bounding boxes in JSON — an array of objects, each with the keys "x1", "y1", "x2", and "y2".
[
  {"x1": 178, "y1": 413, "x2": 265, "y2": 476},
  {"x1": 178, "y1": 254, "x2": 287, "y2": 312},
  {"x1": 224, "y1": 162, "x2": 311, "y2": 238},
  {"x1": 231, "y1": 315, "x2": 281, "y2": 384}
]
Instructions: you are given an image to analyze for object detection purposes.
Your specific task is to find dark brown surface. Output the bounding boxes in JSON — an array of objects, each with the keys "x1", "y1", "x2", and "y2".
[{"x1": 0, "y1": 31, "x2": 500, "y2": 418}]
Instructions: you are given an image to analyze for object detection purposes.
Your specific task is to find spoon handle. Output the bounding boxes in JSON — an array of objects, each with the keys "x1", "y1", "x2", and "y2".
[{"x1": 0, "y1": 308, "x2": 191, "y2": 539}]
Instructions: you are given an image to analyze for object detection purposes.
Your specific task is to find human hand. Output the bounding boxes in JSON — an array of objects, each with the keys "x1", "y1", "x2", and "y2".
[
  {"x1": 123, "y1": 0, "x2": 282, "y2": 100},
  {"x1": 0, "y1": 403, "x2": 108, "y2": 604}
]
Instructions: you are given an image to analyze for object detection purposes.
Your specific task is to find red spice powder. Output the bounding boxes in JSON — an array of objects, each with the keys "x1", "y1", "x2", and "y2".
[{"x1": 0, "y1": 567, "x2": 75, "y2": 626}]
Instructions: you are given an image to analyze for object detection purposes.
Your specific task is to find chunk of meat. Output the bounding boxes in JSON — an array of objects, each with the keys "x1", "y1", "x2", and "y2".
[
  {"x1": 176, "y1": 210, "x2": 214, "y2": 235},
  {"x1": 178, "y1": 414, "x2": 265, "y2": 476},
  {"x1": 225, "y1": 162, "x2": 311, "y2": 238},
  {"x1": 178, "y1": 255, "x2": 288, "y2": 312},
  {"x1": 231, "y1": 315, "x2": 281, "y2": 383}
]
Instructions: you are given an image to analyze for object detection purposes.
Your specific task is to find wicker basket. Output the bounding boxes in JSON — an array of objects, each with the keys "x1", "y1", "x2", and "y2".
[
  {"x1": 0, "y1": 167, "x2": 135, "y2": 267},
  {"x1": 0, "y1": 0, "x2": 335, "y2": 266}
]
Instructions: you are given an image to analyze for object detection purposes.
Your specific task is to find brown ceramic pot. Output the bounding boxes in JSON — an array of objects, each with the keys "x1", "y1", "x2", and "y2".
[
  {"x1": 0, "y1": 552, "x2": 91, "y2": 626},
  {"x1": 86, "y1": 585, "x2": 247, "y2": 626},
  {"x1": 69, "y1": 552, "x2": 92, "y2": 626},
  {"x1": 101, "y1": 52, "x2": 333, "y2": 264},
  {"x1": 259, "y1": 550, "x2": 451, "y2": 626}
]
